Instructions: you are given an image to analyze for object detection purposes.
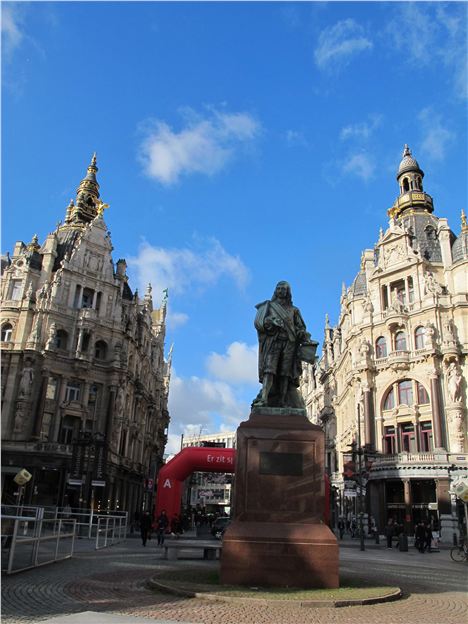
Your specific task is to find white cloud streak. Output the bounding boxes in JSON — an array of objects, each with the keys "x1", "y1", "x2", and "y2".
[
  {"x1": 386, "y1": 3, "x2": 467, "y2": 100},
  {"x1": 206, "y1": 342, "x2": 258, "y2": 385},
  {"x1": 127, "y1": 237, "x2": 249, "y2": 298},
  {"x1": 138, "y1": 107, "x2": 261, "y2": 185},
  {"x1": 1, "y1": 4, "x2": 24, "y2": 58},
  {"x1": 340, "y1": 114, "x2": 383, "y2": 141},
  {"x1": 342, "y1": 152, "x2": 375, "y2": 182},
  {"x1": 314, "y1": 18, "x2": 373, "y2": 71},
  {"x1": 418, "y1": 108, "x2": 455, "y2": 162}
]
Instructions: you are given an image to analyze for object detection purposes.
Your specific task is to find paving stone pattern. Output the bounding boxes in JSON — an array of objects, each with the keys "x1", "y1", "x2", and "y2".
[{"x1": 2, "y1": 539, "x2": 467, "y2": 624}]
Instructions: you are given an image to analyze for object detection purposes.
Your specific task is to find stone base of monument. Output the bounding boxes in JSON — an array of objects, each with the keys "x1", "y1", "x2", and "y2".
[
  {"x1": 220, "y1": 408, "x2": 339, "y2": 589},
  {"x1": 221, "y1": 520, "x2": 338, "y2": 588}
]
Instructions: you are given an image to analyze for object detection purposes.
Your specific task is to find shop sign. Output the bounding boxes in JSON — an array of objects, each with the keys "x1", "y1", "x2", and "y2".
[{"x1": 344, "y1": 490, "x2": 357, "y2": 497}]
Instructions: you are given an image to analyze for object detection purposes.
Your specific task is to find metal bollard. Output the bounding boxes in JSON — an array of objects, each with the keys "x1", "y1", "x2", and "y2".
[{"x1": 375, "y1": 532, "x2": 380, "y2": 545}]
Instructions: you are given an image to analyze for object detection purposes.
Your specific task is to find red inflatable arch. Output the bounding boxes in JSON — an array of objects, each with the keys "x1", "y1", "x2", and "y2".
[
  {"x1": 154, "y1": 445, "x2": 331, "y2": 526},
  {"x1": 155, "y1": 446, "x2": 236, "y2": 523}
]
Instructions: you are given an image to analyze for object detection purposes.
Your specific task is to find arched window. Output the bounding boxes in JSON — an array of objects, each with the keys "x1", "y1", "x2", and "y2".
[
  {"x1": 55, "y1": 329, "x2": 69, "y2": 350},
  {"x1": 398, "y1": 379, "x2": 413, "y2": 405},
  {"x1": 395, "y1": 330, "x2": 407, "y2": 351},
  {"x1": 416, "y1": 382, "x2": 430, "y2": 404},
  {"x1": 403, "y1": 178, "x2": 410, "y2": 192},
  {"x1": 376, "y1": 336, "x2": 387, "y2": 358},
  {"x1": 95, "y1": 340, "x2": 107, "y2": 360},
  {"x1": 414, "y1": 326, "x2": 425, "y2": 350},
  {"x1": 1, "y1": 323, "x2": 13, "y2": 342},
  {"x1": 383, "y1": 387, "x2": 395, "y2": 410}
]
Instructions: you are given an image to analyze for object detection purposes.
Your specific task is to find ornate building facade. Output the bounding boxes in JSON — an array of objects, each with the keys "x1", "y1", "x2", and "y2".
[
  {"x1": 301, "y1": 146, "x2": 467, "y2": 536},
  {"x1": 1, "y1": 156, "x2": 171, "y2": 516}
]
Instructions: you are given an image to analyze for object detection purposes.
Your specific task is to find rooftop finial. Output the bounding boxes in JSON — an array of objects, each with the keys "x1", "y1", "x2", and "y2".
[
  {"x1": 462, "y1": 209, "x2": 467, "y2": 230},
  {"x1": 91, "y1": 152, "x2": 97, "y2": 167},
  {"x1": 402, "y1": 144, "x2": 411, "y2": 158}
]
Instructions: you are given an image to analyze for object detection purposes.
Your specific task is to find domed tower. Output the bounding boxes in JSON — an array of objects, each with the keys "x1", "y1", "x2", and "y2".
[
  {"x1": 388, "y1": 145, "x2": 443, "y2": 262},
  {"x1": 388, "y1": 145, "x2": 434, "y2": 220}
]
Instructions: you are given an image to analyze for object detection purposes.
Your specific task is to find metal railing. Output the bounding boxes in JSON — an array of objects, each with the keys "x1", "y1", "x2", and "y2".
[
  {"x1": 1, "y1": 505, "x2": 127, "y2": 573},
  {"x1": 1, "y1": 515, "x2": 76, "y2": 575},
  {"x1": 95, "y1": 515, "x2": 127, "y2": 549}
]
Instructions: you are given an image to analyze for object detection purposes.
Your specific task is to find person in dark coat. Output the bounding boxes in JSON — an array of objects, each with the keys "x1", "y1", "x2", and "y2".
[
  {"x1": 415, "y1": 521, "x2": 426, "y2": 553},
  {"x1": 424, "y1": 522, "x2": 433, "y2": 553},
  {"x1": 156, "y1": 510, "x2": 169, "y2": 546},
  {"x1": 337, "y1": 517, "x2": 345, "y2": 540},
  {"x1": 384, "y1": 518, "x2": 395, "y2": 549},
  {"x1": 140, "y1": 511, "x2": 152, "y2": 546}
]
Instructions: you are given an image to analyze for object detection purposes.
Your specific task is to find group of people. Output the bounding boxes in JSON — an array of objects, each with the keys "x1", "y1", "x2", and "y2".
[
  {"x1": 139, "y1": 510, "x2": 184, "y2": 547},
  {"x1": 384, "y1": 517, "x2": 439, "y2": 552},
  {"x1": 414, "y1": 520, "x2": 439, "y2": 553},
  {"x1": 336, "y1": 514, "x2": 377, "y2": 540}
]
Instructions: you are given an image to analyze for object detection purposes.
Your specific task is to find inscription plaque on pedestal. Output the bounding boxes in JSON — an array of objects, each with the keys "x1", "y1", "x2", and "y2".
[{"x1": 220, "y1": 409, "x2": 339, "y2": 589}]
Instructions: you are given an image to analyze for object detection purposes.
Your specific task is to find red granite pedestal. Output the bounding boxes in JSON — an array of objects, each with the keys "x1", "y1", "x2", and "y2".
[{"x1": 220, "y1": 408, "x2": 338, "y2": 588}]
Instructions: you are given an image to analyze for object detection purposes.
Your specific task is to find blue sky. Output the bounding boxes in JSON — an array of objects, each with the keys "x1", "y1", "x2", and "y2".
[{"x1": 3, "y1": 1, "x2": 467, "y2": 453}]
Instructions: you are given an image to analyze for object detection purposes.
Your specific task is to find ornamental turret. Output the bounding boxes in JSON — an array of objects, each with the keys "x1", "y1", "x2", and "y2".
[
  {"x1": 388, "y1": 145, "x2": 434, "y2": 220},
  {"x1": 64, "y1": 154, "x2": 102, "y2": 226}
]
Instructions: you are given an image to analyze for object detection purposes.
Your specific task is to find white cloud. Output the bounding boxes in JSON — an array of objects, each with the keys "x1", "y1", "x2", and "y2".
[
  {"x1": 314, "y1": 19, "x2": 373, "y2": 71},
  {"x1": 138, "y1": 107, "x2": 261, "y2": 185},
  {"x1": 2, "y1": 4, "x2": 24, "y2": 58},
  {"x1": 167, "y1": 310, "x2": 189, "y2": 330},
  {"x1": 167, "y1": 371, "x2": 250, "y2": 440},
  {"x1": 418, "y1": 108, "x2": 455, "y2": 162},
  {"x1": 342, "y1": 152, "x2": 375, "y2": 182},
  {"x1": 340, "y1": 114, "x2": 383, "y2": 141},
  {"x1": 206, "y1": 342, "x2": 258, "y2": 385},
  {"x1": 127, "y1": 237, "x2": 249, "y2": 299},
  {"x1": 386, "y1": 3, "x2": 467, "y2": 100},
  {"x1": 285, "y1": 130, "x2": 308, "y2": 147}
]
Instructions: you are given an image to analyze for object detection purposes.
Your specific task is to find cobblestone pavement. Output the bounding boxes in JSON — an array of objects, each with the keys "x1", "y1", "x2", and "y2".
[{"x1": 2, "y1": 538, "x2": 467, "y2": 624}]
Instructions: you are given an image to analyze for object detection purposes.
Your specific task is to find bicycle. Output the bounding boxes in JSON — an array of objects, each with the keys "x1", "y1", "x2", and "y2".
[{"x1": 450, "y1": 542, "x2": 468, "y2": 562}]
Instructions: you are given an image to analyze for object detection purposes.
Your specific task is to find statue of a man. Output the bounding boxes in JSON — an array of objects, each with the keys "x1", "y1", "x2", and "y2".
[{"x1": 253, "y1": 281, "x2": 317, "y2": 408}]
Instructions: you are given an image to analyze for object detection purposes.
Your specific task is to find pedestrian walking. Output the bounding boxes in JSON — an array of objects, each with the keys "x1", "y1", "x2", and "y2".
[
  {"x1": 384, "y1": 518, "x2": 395, "y2": 549},
  {"x1": 415, "y1": 521, "x2": 426, "y2": 553},
  {"x1": 337, "y1": 517, "x2": 345, "y2": 540},
  {"x1": 424, "y1": 522, "x2": 433, "y2": 553},
  {"x1": 156, "y1": 509, "x2": 169, "y2": 546},
  {"x1": 140, "y1": 511, "x2": 152, "y2": 547}
]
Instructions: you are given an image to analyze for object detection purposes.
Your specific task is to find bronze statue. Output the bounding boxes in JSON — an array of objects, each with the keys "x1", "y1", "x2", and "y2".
[{"x1": 253, "y1": 281, "x2": 317, "y2": 409}]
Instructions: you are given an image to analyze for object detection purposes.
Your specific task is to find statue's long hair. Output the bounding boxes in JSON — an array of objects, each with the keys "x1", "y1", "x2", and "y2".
[{"x1": 272, "y1": 281, "x2": 292, "y2": 305}]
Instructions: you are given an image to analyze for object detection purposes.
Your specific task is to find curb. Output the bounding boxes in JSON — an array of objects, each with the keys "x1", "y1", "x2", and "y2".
[{"x1": 147, "y1": 578, "x2": 402, "y2": 608}]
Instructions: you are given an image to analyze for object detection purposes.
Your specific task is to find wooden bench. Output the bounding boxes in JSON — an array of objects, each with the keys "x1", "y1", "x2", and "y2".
[{"x1": 162, "y1": 539, "x2": 222, "y2": 561}]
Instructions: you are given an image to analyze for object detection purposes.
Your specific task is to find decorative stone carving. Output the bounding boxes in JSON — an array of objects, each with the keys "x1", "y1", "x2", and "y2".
[
  {"x1": 423, "y1": 271, "x2": 443, "y2": 296},
  {"x1": 424, "y1": 321, "x2": 437, "y2": 349},
  {"x1": 45, "y1": 323, "x2": 57, "y2": 350},
  {"x1": 14, "y1": 402, "x2": 27, "y2": 432},
  {"x1": 18, "y1": 362, "x2": 34, "y2": 398},
  {"x1": 446, "y1": 406, "x2": 465, "y2": 453},
  {"x1": 447, "y1": 362, "x2": 463, "y2": 404}
]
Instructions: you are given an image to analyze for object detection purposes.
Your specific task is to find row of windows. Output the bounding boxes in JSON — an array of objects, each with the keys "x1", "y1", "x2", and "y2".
[
  {"x1": 375, "y1": 326, "x2": 426, "y2": 358},
  {"x1": 383, "y1": 379, "x2": 430, "y2": 410},
  {"x1": 1, "y1": 323, "x2": 108, "y2": 360},
  {"x1": 384, "y1": 421, "x2": 433, "y2": 453},
  {"x1": 46, "y1": 379, "x2": 100, "y2": 404}
]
